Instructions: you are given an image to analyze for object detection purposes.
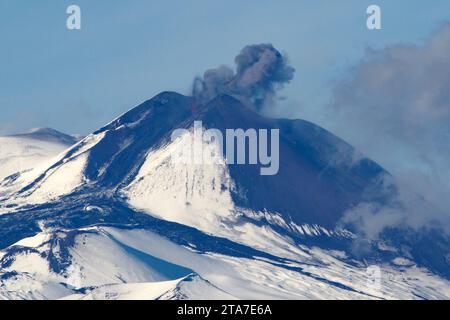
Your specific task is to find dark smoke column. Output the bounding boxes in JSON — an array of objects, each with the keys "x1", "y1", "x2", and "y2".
[{"x1": 193, "y1": 44, "x2": 295, "y2": 110}]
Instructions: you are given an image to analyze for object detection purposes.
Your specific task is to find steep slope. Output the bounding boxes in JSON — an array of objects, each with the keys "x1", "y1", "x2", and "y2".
[{"x1": 12, "y1": 128, "x2": 80, "y2": 145}]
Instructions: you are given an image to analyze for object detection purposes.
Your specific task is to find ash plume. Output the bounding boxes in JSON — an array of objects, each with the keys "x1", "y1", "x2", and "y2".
[{"x1": 192, "y1": 44, "x2": 295, "y2": 110}]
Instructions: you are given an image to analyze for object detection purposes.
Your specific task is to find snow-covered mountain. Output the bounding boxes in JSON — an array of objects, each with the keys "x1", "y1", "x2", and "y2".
[
  {"x1": 0, "y1": 92, "x2": 449, "y2": 300},
  {"x1": 0, "y1": 128, "x2": 80, "y2": 183}
]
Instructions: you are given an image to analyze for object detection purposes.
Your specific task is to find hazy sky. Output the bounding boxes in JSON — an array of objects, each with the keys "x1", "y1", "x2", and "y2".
[{"x1": 1, "y1": 0, "x2": 449, "y2": 136}]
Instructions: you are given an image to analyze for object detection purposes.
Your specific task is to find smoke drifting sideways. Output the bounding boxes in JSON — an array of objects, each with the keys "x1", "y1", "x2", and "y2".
[
  {"x1": 192, "y1": 44, "x2": 295, "y2": 110},
  {"x1": 331, "y1": 23, "x2": 450, "y2": 240}
]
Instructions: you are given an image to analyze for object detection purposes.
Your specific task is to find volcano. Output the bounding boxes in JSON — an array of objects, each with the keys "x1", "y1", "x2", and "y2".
[{"x1": 0, "y1": 92, "x2": 449, "y2": 300}]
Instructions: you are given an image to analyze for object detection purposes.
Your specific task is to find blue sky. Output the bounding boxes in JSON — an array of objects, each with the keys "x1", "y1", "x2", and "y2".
[{"x1": 0, "y1": 0, "x2": 449, "y2": 135}]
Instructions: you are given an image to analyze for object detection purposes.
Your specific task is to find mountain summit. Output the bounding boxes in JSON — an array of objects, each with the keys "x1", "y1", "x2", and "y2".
[
  {"x1": 12, "y1": 127, "x2": 80, "y2": 145},
  {"x1": 0, "y1": 128, "x2": 80, "y2": 183}
]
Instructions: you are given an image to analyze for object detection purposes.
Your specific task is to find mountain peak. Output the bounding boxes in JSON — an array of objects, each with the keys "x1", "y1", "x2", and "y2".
[
  {"x1": 28, "y1": 127, "x2": 61, "y2": 134},
  {"x1": 9, "y1": 127, "x2": 79, "y2": 146}
]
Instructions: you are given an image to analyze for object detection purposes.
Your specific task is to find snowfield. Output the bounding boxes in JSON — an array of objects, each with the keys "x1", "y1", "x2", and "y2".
[
  {"x1": 1, "y1": 226, "x2": 449, "y2": 300},
  {"x1": 0, "y1": 135, "x2": 69, "y2": 182}
]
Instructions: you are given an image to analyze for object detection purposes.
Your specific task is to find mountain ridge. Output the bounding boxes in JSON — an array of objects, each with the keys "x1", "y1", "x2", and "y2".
[{"x1": 8, "y1": 127, "x2": 80, "y2": 145}]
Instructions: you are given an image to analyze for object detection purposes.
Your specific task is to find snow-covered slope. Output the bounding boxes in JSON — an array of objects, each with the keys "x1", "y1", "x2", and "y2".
[
  {"x1": 0, "y1": 132, "x2": 102, "y2": 206},
  {"x1": 0, "y1": 92, "x2": 449, "y2": 300},
  {"x1": 1, "y1": 226, "x2": 449, "y2": 300},
  {"x1": 0, "y1": 128, "x2": 79, "y2": 182},
  {"x1": 62, "y1": 276, "x2": 233, "y2": 300},
  {"x1": 124, "y1": 128, "x2": 237, "y2": 233}
]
